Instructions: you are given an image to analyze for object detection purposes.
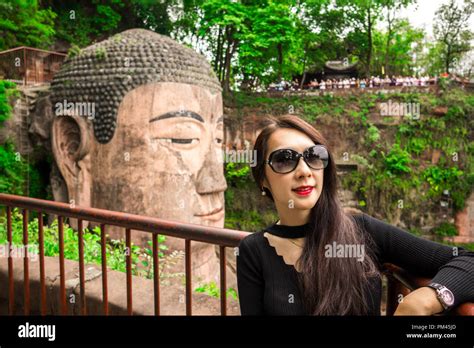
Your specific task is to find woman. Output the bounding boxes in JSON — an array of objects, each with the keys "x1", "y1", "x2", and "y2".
[{"x1": 236, "y1": 115, "x2": 474, "y2": 315}]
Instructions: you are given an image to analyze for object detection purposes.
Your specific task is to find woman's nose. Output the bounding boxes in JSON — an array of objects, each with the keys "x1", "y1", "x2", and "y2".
[{"x1": 294, "y1": 156, "x2": 312, "y2": 177}]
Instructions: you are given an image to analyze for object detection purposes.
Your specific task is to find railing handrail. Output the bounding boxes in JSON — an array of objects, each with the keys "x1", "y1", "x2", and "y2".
[{"x1": 0, "y1": 193, "x2": 249, "y2": 247}]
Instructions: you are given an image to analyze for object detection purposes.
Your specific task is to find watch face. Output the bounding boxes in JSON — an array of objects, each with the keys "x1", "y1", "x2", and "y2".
[{"x1": 440, "y1": 289, "x2": 455, "y2": 306}]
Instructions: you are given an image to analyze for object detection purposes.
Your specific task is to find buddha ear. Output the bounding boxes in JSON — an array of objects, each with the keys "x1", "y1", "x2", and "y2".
[{"x1": 51, "y1": 114, "x2": 92, "y2": 209}]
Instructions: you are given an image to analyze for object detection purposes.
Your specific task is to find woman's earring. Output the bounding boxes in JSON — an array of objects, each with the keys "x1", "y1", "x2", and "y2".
[{"x1": 261, "y1": 188, "x2": 266, "y2": 196}]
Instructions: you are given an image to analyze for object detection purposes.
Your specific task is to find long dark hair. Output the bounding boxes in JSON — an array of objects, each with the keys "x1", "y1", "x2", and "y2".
[{"x1": 251, "y1": 115, "x2": 379, "y2": 315}]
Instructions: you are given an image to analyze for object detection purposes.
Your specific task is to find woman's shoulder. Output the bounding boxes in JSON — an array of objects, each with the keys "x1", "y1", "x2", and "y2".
[
  {"x1": 239, "y1": 230, "x2": 266, "y2": 247},
  {"x1": 344, "y1": 208, "x2": 368, "y2": 225}
]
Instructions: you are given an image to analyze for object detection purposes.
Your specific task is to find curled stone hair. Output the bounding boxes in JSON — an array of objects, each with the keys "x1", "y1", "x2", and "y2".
[{"x1": 50, "y1": 29, "x2": 222, "y2": 144}]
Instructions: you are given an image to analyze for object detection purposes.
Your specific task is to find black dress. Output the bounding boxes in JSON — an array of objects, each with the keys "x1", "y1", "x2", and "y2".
[{"x1": 236, "y1": 213, "x2": 474, "y2": 315}]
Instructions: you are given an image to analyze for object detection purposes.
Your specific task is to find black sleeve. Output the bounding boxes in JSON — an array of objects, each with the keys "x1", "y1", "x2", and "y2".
[
  {"x1": 236, "y1": 233, "x2": 265, "y2": 315},
  {"x1": 359, "y1": 213, "x2": 474, "y2": 307}
]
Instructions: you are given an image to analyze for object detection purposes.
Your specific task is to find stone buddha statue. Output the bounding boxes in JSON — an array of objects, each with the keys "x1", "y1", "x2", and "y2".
[{"x1": 49, "y1": 29, "x2": 228, "y2": 285}]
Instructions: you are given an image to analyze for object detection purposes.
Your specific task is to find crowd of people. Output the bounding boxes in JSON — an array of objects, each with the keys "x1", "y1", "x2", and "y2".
[{"x1": 268, "y1": 75, "x2": 438, "y2": 91}]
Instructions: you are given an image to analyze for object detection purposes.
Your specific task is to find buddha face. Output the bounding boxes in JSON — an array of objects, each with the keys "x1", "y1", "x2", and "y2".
[
  {"x1": 52, "y1": 81, "x2": 227, "y2": 248},
  {"x1": 97, "y1": 81, "x2": 225, "y2": 225}
]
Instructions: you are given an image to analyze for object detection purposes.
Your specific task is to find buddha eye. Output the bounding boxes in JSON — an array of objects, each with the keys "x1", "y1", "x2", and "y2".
[
  {"x1": 153, "y1": 138, "x2": 200, "y2": 147},
  {"x1": 171, "y1": 138, "x2": 199, "y2": 144}
]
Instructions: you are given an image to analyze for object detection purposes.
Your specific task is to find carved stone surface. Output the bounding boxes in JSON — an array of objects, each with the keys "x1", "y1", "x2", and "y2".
[
  {"x1": 49, "y1": 29, "x2": 229, "y2": 285},
  {"x1": 50, "y1": 29, "x2": 221, "y2": 144}
]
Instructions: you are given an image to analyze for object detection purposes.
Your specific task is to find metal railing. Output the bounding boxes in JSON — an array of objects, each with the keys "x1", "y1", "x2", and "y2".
[
  {"x1": 0, "y1": 193, "x2": 248, "y2": 316},
  {"x1": 0, "y1": 193, "x2": 472, "y2": 316}
]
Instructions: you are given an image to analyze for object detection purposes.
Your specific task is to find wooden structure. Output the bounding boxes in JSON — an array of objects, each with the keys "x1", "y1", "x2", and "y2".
[{"x1": 0, "y1": 46, "x2": 66, "y2": 85}]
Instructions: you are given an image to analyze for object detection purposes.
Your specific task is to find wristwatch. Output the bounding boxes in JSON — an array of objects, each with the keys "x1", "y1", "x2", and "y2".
[{"x1": 427, "y1": 282, "x2": 455, "y2": 311}]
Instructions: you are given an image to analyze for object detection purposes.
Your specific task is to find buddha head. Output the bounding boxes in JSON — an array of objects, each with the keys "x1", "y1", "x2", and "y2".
[{"x1": 49, "y1": 29, "x2": 227, "y2": 282}]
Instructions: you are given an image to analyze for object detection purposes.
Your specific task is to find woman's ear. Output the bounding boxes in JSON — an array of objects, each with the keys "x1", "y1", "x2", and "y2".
[
  {"x1": 262, "y1": 177, "x2": 271, "y2": 191},
  {"x1": 51, "y1": 115, "x2": 92, "y2": 210}
]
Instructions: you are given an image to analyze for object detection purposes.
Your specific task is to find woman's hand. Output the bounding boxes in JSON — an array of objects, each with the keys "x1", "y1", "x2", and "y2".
[{"x1": 393, "y1": 287, "x2": 444, "y2": 316}]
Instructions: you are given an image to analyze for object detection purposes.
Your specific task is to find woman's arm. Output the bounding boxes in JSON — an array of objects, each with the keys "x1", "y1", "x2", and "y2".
[
  {"x1": 393, "y1": 287, "x2": 444, "y2": 315},
  {"x1": 236, "y1": 233, "x2": 265, "y2": 315},
  {"x1": 359, "y1": 213, "x2": 474, "y2": 314}
]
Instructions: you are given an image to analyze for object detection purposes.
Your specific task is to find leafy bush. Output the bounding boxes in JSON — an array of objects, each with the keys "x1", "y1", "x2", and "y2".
[
  {"x1": 422, "y1": 166, "x2": 464, "y2": 196},
  {"x1": 383, "y1": 143, "x2": 412, "y2": 175},
  {"x1": 194, "y1": 281, "x2": 238, "y2": 301},
  {"x1": 0, "y1": 80, "x2": 19, "y2": 123},
  {"x1": 0, "y1": 209, "x2": 173, "y2": 279},
  {"x1": 0, "y1": 141, "x2": 42, "y2": 197},
  {"x1": 432, "y1": 222, "x2": 458, "y2": 238}
]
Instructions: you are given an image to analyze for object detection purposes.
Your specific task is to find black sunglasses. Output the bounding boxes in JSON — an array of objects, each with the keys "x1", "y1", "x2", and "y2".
[{"x1": 265, "y1": 145, "x2": 329, "y2": 174}]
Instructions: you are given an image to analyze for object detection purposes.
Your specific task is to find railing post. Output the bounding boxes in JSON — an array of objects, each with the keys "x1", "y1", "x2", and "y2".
[
  {"x1": 126, "y1": 228, "x2": 133, "y2": 315},
  {"x1": 7, "y1": 206, "x2": 14, "y2": 315},
  {"x1": 38, "y1": 212, "x2": 47, "y2": 315},
  {"x1": 22, "y1": 209, "x2": 30, "y2": 315},
  {"x1": 58, "y1": 216, "x2": 67, "y2": 315},
  {"x1": 152, "y1": 233, "x2": 160, "y2": 316},
  {"x1": 100, "y1": 224, "x2": 108, "y2": 315},
  {"x1": 78, "y1": 219, "x2": 87, "y2": 315},
  {"x1": 185, "y1": 239, "x2": 192, "y2": 316},
  {"x1": 219, "y1": 246, "x2": 227, "y2": 316}
]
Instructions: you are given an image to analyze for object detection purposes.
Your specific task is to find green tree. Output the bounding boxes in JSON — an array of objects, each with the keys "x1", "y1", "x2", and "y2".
[
  {"x1": 433, "y1": 0, "x2": 473, "y2": 73},
  {"x1": 335, "y1": 0, "x2": 414, "y2": 77},
  {"x1": 372, "y1": 20, "x2": 424, "y2": 76},
  {"x1": 381, "y1": 0, "x2": 417, "y2": 76},
  {"x1": 42, "y1": 0, "x2": 125, "y2": 47},
  {"x1": 197, "y1": 0, "x2": 247, "y2": 92},
  {"x1": 0, "y1": 0, "x2": 56, "y2": 50},
  {"x1": 42, "y1": 0, "x2": 183, "y2": 48},
  {"x1": 296, "y1": 0, "x2": 349, "y2": 85},
  {"x1": 237, "y1": 1, "x2": 303, "y2": 89}
]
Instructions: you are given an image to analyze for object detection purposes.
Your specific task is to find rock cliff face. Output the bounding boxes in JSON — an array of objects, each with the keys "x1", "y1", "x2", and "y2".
[{"x1": 4, "y1": 86, "x2": 473, "y2": 274}]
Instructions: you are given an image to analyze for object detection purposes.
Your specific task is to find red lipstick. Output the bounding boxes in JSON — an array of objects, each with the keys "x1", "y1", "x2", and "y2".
[{"x1": 292, "y1": 186, "x2": 314, "y2": 196}]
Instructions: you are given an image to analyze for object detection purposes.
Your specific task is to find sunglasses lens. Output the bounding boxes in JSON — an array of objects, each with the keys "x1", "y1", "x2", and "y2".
[
  {"x1": 305, "y1": 146, "x2": 329, "y2": 169},
  {"x1": 271, "y1": 150, "x2": 297, "y2": 173}
]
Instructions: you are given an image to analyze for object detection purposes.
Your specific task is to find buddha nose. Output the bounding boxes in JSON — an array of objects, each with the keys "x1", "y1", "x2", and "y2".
[{"x1": 195, "y1": 145, "x2": 228, "y2": 194}]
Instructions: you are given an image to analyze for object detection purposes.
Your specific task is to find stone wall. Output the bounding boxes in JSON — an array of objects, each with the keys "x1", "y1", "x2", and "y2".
[{"x1": 0, "y1": 254, "x2": 240, "y2": 315}]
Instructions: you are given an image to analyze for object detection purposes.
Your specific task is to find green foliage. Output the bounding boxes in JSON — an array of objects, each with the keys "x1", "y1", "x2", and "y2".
[
  {"x1": 194, "y1": 281, "x2": 238, "y2": 301},
  {"x1": 0, "y1": 141, "x2": 42, "y2": 198},
  {"x1": 224, "y1": 162, "x2": 251, "y2": 187},
  {"x1": 224, "y1": 209, "x2": 275, "y2": 232},
  {"x1": 50, "y1": 0, "x2": 124, "y2": 47},
  {"x1": 432, "y1": 222, "x2": 458, "y2": 238},
  {"x1": 372, "y1": 19, "x2": 424, "y2": 76},
  {"x1": 383, "y1": 143, "x2": 412, "y2": 175},
  {"x1": 235, "y1": 1, "x2": 304, "y2": 86},
  {"x1": 0, "y1": 80, "x2": 18, "y2": 124},
  {"x1": 0, "y1": 0, "x2": 56, "y2": 50},
  {"x1": 366, "y1": 124, "x2": 381, "y2": 144},
  {"x1": 0, "y1": 209, "x2": 175, "y2": 279},
  {"x1": 11, "y1": 0, "x2": 434, "y2": 89},
  {"x1": 422, "y1": 166, "x2": 464, "y2": 196},
  {"x1": 432, "y1": 0, "x2": 473, "y2": 75},
  {"x1": 0, "y1": 81, "x2": 42, "y2": 198},
  {"x1": 95, "y1": 47, "x2": 107, "y2": 60},
  {"x1": 224, "y1": 162, "x2": 250, "y2": 219},
  {"x1": 66, "y1": 44, "x2": 81, "y2": 58},
  {"x1": 405, "y1": 137, "x2": 427, "y2": 156}
]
